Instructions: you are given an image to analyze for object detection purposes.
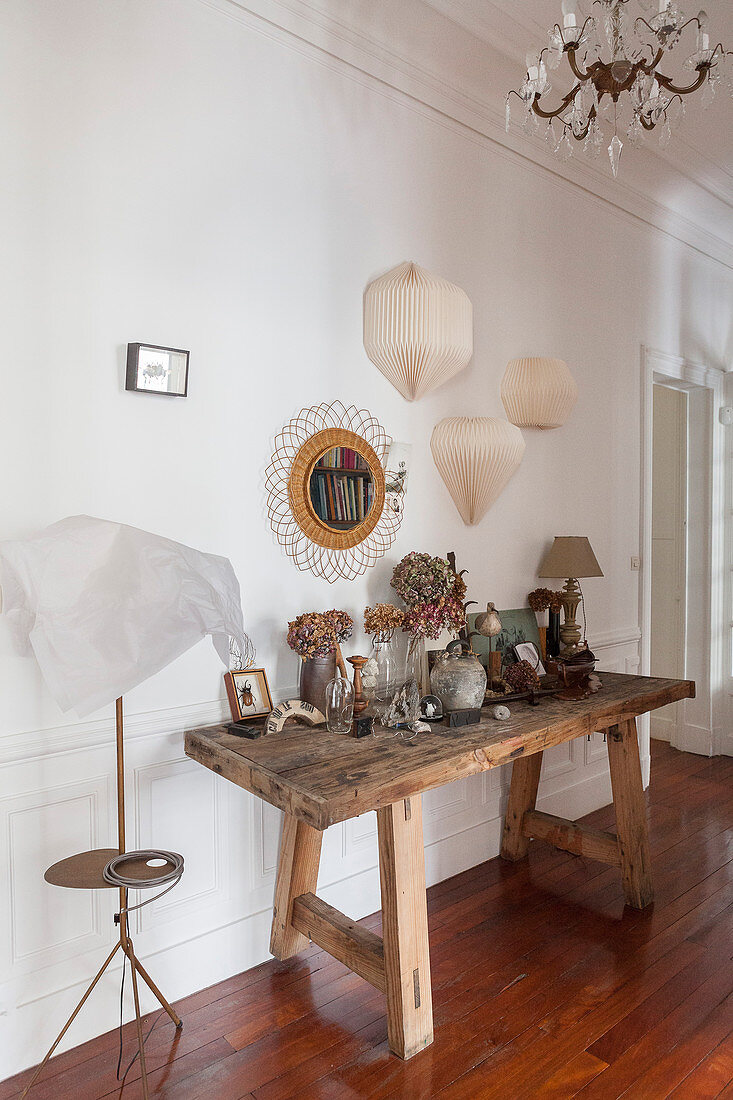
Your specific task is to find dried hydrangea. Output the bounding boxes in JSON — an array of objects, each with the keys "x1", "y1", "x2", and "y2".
[
  {"x1": 503, "y1": 660, "x2": 542, "y2": 693},
  {"x1": 402, "y1": 596, "x2": 465, "y2": 640},
  {"x1": 324, "y1": 608, "x2": 353, "y2": 643},
  {"x1": 364, "y1": 603, "x2": 404, "y2": 640},
  {"x1": 286, "y1": 612, "x2": 337, "y2": 660},
  {"x1": 391, "y1": 552, "x2": 455, "y2": 607},
  {"x1": 528, "y1": 587, "x2": 564, "y2": 614}
]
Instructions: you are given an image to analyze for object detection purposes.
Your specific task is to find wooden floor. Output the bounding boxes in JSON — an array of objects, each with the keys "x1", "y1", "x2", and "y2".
[{"x1": 5, "y1": 739, "x2": 733, "y2": 1099}]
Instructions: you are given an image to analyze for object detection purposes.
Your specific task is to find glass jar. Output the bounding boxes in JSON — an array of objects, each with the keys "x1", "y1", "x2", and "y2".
[
  {"x1": 325, "y1": 677, "x2": 355, "y2": 734},
  {"x1": 362, "y1": 632, "x2": 419, "y2": 728}
]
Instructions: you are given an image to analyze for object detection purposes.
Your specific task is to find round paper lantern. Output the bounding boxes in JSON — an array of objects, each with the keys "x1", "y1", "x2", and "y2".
[
  {"x1": 363, "y1": 261, "x2": 473, "y2": 402},
  {"x1": 501, "y1": 357, "x2": 578, "y2": 429},
  {"x1": 430, "y1": 417, "x2": 526, "y2": 526}
]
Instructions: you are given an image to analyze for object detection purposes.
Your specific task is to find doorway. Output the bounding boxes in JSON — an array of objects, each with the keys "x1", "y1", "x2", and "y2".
[
  {"x1": 640, "y1": 348, "x2": 725, "y2": 763},
  {"x1": 649, "y1": 384, "x2": 688, "y2": 743}
]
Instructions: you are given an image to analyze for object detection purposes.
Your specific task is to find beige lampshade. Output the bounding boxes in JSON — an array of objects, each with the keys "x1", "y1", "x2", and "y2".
[
  {"x1": 501, "y1": 357, "x2": 578, "y2": 429},
  {"x1": 538, "y1": 536, "x2": 604, "y2": 579},
  {"x1": 363, "y1": 261, "x2": 473, "y2": 402},
  {"x1": 430, "y1": 417, "x2": 525, "y2": 526}
]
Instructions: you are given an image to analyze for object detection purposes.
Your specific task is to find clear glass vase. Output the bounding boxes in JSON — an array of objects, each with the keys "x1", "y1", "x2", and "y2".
[{"x1": 363, "y1": 632, "x2": 420, "y2": 728}]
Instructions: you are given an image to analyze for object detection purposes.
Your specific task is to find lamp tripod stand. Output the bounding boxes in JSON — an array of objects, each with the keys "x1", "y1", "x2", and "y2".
[{"x1": 21, "y1": 698, "x2": 183, "y2": 1100}]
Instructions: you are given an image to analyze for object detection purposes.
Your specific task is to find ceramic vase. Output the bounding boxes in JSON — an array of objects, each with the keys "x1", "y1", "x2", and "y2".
[
  {"x1": 299, "y1": 653, "x2": 337, "y2": 715},
  {"x1": 430, "y1": 644, "x2": 487, "y2": 713}
]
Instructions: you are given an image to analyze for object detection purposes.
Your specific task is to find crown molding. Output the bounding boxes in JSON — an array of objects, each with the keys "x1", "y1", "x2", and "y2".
[
  {"x1": 195, "y1": 0, "x2": 733, "y2": 269},
  {"x1": 422, "y1": 0, "x2": 546, "y2": 57},
  {"x1": 423, "y1": 0, "x2": 733, "y2": 207}
]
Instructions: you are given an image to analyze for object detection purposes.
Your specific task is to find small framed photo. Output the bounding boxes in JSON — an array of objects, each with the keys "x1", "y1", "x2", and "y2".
[
  {"x1": 512, "y1": 642, "x2": 545, "y2": 676},
  {"x1": 224, "y1": 668, "x2": 274, "y2": 721},
  {"x1": 126, "y1": 343, "x2": 189, "y2": 397}
]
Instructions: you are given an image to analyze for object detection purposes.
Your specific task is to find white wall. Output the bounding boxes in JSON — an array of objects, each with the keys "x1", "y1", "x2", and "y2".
[{"x1": 1, "y1": 0, "x2": 732, "y2": 1080}]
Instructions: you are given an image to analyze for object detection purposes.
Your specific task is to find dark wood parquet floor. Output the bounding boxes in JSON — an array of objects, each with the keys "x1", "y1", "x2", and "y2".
[{"x1": 4, "y1": 739, "x2": 732, "y2": 1099}]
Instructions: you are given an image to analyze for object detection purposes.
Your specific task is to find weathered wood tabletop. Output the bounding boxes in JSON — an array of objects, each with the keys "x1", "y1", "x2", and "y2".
[{"x1": 185, "y1": 672, "x2": 694, "y2": 831}]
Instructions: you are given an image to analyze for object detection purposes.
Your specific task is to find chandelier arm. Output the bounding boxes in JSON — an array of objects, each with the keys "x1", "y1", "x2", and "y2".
[
  {"x1": 571, "y1": 115, "x2": 594, "y2": 142},
  {"x1": 676, "y1": 15, "x2": 705, "y2": 37},
  {"x1": 531, "y1": 84, "x2": 581, "y2": 120},
  {"x1": 640, "y1": 46, "x2": 665, "y2": 73},
  {"x1": 566, "y1": 47, "x2": 591, "y2": 82},
  {"x1": 655, "y1": 67, "x2": 709, "y2": 96}
]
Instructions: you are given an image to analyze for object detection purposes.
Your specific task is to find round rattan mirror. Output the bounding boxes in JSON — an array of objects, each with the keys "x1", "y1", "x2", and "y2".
[
  {"x1": 307, "y1": 445, "x2": 375, "y2": 533},
  {"x1": 291, "y1": 429, "x2": 385, "y2": 550},
  {"x1": 265, "y1": 402, "x2": 403, "y2": 582}
]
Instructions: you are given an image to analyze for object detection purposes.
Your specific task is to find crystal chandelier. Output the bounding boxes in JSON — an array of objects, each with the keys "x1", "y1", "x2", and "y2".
[{"x1": 506, "y1": 0, "x2": 731, "y2": 177}]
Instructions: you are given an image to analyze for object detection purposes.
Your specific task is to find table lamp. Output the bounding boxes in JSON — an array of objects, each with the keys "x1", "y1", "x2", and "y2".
[
  {"x1": 537, "y1": 536, "x2": 603, "y2": 655},
  {"x1": 0, "y1": 515, "x2": 254, "y2": 1099}
]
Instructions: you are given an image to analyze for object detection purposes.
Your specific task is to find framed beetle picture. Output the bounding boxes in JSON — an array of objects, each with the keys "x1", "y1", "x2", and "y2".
[
  {"x1": 126, "y1": 343, "x2": 189, "y2": 396},
  {"x1": 224, "y1": 668, "x2": 273, "y2": 721}
]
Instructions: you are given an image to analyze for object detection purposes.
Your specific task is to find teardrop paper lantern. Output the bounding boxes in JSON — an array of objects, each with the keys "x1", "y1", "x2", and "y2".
[
  {"x1": 501, "y1": 357, "x2": 578, "y2": 429},
  {"x1": 430, "y1": 417, "x2": 526, "y2": 526},
  {"x1": 363, "y1": 261, "x2": 473, "y2": 401}
]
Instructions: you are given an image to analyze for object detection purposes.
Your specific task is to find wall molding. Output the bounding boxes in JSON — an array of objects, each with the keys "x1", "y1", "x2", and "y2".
[
  {"x1": 196, "y1": 0, "x2": 733, "y2": 269},
  {"x1": 0, "y1": 633, "x2": 640, "y2": 770}
]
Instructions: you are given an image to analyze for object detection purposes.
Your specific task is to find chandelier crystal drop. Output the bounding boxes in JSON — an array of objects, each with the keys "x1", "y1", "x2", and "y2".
[{"x1": 506, "y1": 0, "x2": 731, "y2": 178}]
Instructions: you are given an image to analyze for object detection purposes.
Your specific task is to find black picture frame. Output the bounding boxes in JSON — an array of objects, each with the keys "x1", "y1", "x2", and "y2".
[{"x1": 126, "y1": 343, "x2": 190, "y2": 397}]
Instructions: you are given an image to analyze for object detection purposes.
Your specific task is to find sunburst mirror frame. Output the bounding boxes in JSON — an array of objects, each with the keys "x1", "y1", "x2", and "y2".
[{"x1": 265, "y1": 401, "x2": 404, "y2": 582}]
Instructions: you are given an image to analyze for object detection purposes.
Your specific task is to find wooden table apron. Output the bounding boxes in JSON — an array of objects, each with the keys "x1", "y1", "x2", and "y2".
[{"x1": 185, "y1": 672, "x2": 694, "y2": 1060}]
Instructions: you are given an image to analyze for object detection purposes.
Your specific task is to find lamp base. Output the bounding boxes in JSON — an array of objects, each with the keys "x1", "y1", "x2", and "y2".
[
  {"x1": 19, "y1": 911, "x2": 182, "y2": 1100},
  {"x1": 559, "y1": 577, "x2": 584, "y2": 654}
]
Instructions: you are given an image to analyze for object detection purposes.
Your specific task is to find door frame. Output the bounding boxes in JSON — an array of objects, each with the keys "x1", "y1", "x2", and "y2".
[
  {"x1": 648, "y1": 384, "x2": 688, "y2": 745},
  {"x1": 639, "y1": 346, "x2": 726, "y2": 759}
]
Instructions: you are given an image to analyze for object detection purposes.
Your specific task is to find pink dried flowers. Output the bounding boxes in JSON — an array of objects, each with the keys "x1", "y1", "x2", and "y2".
[{"x1": 391, "y1": 551, "x2": 467, "y2": 640}]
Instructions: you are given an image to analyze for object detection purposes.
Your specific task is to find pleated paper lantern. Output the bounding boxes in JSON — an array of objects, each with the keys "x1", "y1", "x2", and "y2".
[
  {"x1": 430, "y1": 417, "x2": 526, "y2": 526},
  {"x1": 501, "y1": 357, "x2": 578, "y2": 429},
  {"x1": 363, "y1": 261, "x2": 473, "y2": 401}
]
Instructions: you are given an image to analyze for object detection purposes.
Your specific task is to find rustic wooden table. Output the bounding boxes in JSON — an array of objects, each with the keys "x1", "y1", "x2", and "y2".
[{"x1": 185, "y1": 672, "x2": 694, "y2": 1061}]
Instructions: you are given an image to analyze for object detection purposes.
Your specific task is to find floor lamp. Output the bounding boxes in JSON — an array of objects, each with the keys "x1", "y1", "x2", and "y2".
[
  {"x1": 0, "y1": 516, "x2": 254, "y2": 1099},
  {"x1": 21, "y1": 698, "x2": 183, "y2": 1100}
]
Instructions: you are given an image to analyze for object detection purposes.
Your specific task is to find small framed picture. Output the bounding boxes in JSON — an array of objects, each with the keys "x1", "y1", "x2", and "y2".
[
  {"x1": 513, "y1": 642, "x2": 546, "y2": 676},
  {"x1": 126, "y1": 343, "x2": 189, "y2": 397},
  {"x1": 224, "y1": 668, "x2": 274, "y2": 721}
]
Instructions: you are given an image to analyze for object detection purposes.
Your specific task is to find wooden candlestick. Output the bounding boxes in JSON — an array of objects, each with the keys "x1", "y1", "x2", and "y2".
[{"x1": 347, "y1": 655, "x2": 369, "y2": 716}]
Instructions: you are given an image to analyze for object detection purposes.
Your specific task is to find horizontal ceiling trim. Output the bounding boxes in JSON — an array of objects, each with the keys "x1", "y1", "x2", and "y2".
[{"x1": 196, "y1": 0, "x2": 733, "y2": 270}]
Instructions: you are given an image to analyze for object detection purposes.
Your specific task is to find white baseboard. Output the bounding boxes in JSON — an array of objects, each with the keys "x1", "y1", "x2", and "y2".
[{"x1": 650, "y1": 717, "x2": 672, "y2": 742}]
